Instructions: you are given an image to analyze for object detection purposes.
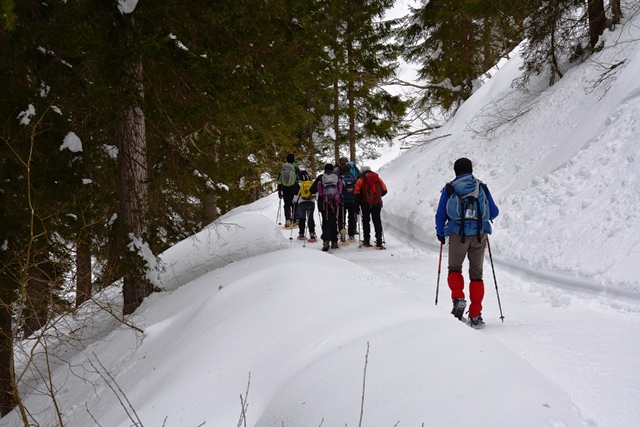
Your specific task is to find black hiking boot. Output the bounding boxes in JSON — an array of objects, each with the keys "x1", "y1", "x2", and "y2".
[
  {"x1": 331, "y1": 241, "x2": 339, "y2": 249},
  {"x1": 451, "y1": 298, "x2": 466, "y2": 321},
  {"x1": 322, "y1": 241, "x2": 330, "y2": 252}
]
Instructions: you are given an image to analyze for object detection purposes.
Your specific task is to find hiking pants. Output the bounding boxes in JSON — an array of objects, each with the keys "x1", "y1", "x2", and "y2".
[
  {"x1": 297, "y1": 201, "x2": 316, "y2": 236},
  {"x1": 338, "y1": 202, "x2": 358, "y2": 237},
  {"x1": 360, "y1": 203, "x2": 383, "y2": 244},
  {"x1": 318, "y1": 201, "x2": 339, "y2": 243},
  {"x1": 282, "y1": 185, "x2": 298, "y2": 221},
  {"x1": 447, "y1": 232, "x2": 487, "y2": 317}
]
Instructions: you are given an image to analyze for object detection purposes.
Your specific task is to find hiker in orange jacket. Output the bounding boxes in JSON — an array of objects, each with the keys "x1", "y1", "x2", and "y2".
[{"x1": 354, "y1": 166, "x2": 387, "y2": 249}]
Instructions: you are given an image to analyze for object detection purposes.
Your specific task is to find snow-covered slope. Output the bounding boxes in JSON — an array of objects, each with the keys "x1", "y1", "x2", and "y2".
[{"x1": 382, "y1": 17, "x2": 640, "y2": 295}]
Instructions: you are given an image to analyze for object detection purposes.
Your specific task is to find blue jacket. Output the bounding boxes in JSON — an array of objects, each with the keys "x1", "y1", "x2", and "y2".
[{"x1": 435, "y1": 173, "x2": 499, "y2": 237}]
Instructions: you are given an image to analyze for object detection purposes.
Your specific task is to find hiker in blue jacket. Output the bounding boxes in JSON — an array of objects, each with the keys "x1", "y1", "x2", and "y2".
[{"x1": 435, "y1": 158, "x2": 499, "y2": 329}]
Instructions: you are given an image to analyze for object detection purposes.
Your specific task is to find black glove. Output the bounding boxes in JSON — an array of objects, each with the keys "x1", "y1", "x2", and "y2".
[{"x1": 437, "y1": 235, "x2": 446, "y2": 245}]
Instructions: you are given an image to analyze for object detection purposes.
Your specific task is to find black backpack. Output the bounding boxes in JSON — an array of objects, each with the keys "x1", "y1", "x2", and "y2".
[{"x1": 341, "y1": 173, "x2": 356, "y2": 203}]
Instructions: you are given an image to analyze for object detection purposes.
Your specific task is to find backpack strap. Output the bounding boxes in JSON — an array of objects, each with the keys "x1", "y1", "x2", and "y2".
[
  {"x1": 475, "y1": 182, "x2": 488, "y2": 242},
  {"x1": 445, "y1": 183, "x2": 454, "y2": 197}
]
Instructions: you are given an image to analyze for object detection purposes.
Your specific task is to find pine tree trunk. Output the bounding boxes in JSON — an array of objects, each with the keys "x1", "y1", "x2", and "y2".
[
  {"x1": 117, "y1": 59, "x2": 153, "y2": 316},
  {"x1": 333, "y1": 78, "x2": 340, "y2": 164},
  {"x1": 22, "y1": 254, "x2": 54, "y2": 338},
  {"x1": 0, "y1": 286, "x2": 17, "y2": 417},
  {"x1": 588, "y1": 0, "x2": 607, "y2": 48},
  {"x1": 204, "y1": 193, "x2": 218, "y2": 222},
  {"x1": 347, "y1": 37, "x2": 356, "y2": 163},
  {"x1": 75, "y1": 233, "x2": 92, "y2": 307},
  {"x1": 611, "y1": 0, "x2": 621, "y2": 25}
]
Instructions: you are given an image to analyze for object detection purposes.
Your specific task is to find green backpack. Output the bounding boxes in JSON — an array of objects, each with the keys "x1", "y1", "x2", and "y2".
[{"x1": 279, "y1": 163, "x2": 296, "y2": 187}]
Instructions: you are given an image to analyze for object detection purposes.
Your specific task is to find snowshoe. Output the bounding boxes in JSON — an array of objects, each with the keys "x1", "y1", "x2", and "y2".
[
  {"x1": 297, "y1": 235, "x2": 306, "y2": 241},
  {"x1": 468, "y1": 315, "x2": 486, "y2": 329},
  {"x1": 360, "y1": 240, "x2": 372, "y2": 248},
  {"x1": 308, "y1": 234, "x2": 317, "y2": 243},
  {"x1": 375, "y1": 244, "x2": 387, "y2": 250},
  {"x1": 451, "y1": 298, "x2": 467, "y2": 321}
]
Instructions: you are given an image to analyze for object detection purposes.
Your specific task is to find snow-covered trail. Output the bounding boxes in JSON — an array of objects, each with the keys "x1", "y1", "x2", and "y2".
[{"x1": 294, "y1": 216, "x2": 640, "y2": 427}]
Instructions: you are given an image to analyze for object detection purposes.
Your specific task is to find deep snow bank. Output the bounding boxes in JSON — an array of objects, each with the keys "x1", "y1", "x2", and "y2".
[
  {"x1": 381, "y1": 16, "x2": 640, "y2": 295},
  {"x1": 3, "y1": 209, "x2": 588, "y2": 427}
]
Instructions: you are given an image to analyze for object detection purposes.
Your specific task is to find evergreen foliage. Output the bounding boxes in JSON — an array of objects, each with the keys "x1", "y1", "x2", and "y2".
[{"x1": 400, "y1": 0, "x2": 528, "y2": 115}]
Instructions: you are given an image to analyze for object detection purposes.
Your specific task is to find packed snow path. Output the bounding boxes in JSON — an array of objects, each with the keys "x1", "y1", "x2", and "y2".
[{"x1": 284, "y1": 214, "x2": 640, "y2": 427}]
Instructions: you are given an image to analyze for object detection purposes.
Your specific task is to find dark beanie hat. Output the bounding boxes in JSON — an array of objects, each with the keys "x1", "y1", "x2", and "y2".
[
  {"x1": 454, "y1": 157, "x2": 473, "y2": 176},
  {"x1": 286, "y1": 153, "x2": 295, "y2": 163},
  {"x1": 324, "y1": 163, "x2": 334, "y2": 173}
]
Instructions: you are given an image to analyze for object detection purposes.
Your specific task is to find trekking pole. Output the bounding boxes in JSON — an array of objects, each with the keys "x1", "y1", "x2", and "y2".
[
  {"x1": 486, "y1": 236, "x2": 505, "y2": 322},
  {"x1": 357, "y1": 211, "x2": 362, "y2": 248},
  {"x1": 276, "y1": 198, "x2": 282, "y2": 225},
  {"x1": 340, "y1": 204, "x2": 345, "y2": 242},
  {"x1": 435, "y1": 243, "x2": 443, "y2": 305},
  {"x1": 302, "y1": 210, "x2": 309, "y2": 248}
]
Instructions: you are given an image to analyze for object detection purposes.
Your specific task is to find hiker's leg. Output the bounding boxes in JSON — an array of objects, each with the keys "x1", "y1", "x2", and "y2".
[
  {"x1": 329, "y1": 204, "x2": 339, "y2": 242},
  {"x1": 308, "y1": 204, "x2": 316, "y2": 235},
  {"x1": 372, "y1": 205, "x2": 383, "y2": 244},
  {"x1": 448, "y1": 233, "x2": 470, "y2": 300},
  {"x1": 347, "y1": 204, "x2": 357, "y2": 236},
  {"x1": 468, "y1": 280, "x2": 485, "y2": 318},
  {"x1": 467, "y1": 233, "x2": 487, "y2": 281},
  {"x1": 283, "y1": 191, "x2": 294, "y2": 221},
  {"x1": 298, "y1": 203, "x2": 308, "y2": 235},
  {"x1": 361, "y1": 204, "x2": 372, "y2": 242},
  {"x1": 467, "y1": 233, "x2": 487, "y2": 317}
]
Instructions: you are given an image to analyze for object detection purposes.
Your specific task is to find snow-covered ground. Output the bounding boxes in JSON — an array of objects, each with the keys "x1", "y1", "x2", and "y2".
[{"x1": 5, "y1": 6, "x2": 640, "y2": 427}]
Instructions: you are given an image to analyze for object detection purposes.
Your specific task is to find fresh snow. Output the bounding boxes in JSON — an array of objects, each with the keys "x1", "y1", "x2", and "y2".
[{"x1": 5, "y1": 7, "x2": 640, "y2": 427}]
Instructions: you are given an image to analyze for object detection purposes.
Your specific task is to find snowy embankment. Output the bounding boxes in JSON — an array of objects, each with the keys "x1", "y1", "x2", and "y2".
[
  {"x1": 4, "y1": 205, "x2": 590, "y2": 427},
  {"x1": 382, "y1": 17, "x2": 640, "y2": 300}
]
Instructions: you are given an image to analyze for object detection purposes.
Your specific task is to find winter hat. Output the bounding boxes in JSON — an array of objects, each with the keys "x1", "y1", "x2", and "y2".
[
  {"x1": 361, "y1": 165, "x2": 371, "y2": 173},
  {"x1": 324, "y1": 163, "x2": 334, "y2": 173},
  {"x1": 286, "y1": 153, "x2": 295, "y2": 163},
  {"x1": 339, "y1": 157, "x2": 348, "y2": 165},
  {"x1": 453, "y1": 157, "x2": 473, "y2": 176}
]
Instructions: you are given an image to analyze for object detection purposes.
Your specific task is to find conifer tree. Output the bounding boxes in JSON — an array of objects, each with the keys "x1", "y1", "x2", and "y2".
[
  {"x1": 325, "y1": 0, "x2": 408, "y2": 163},
  {"x1": 400, "y1": 0, "x2": 527, "y2": 117}
]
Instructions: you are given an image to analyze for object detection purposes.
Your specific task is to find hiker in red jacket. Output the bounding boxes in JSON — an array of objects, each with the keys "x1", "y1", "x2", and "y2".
[{"x1": 354, "y1": 166, "x2": 388, "y2": 249}]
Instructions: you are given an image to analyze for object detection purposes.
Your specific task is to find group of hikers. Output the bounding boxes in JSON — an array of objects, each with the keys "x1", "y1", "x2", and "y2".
[
  {"x1": 277, "y1": 153, "x2": 388, "y2": 252},
  {"x1": 277, "y1": 154, "x2": 500, "y2": 329}
]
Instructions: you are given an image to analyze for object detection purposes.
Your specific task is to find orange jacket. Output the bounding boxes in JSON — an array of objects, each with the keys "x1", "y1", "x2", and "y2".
[{"x1": 354, "y1": 171, "x2": 387, "y2": 205}]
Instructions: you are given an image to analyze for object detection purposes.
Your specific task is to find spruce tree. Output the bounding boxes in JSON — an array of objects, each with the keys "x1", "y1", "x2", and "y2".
[
  {"x1": 400, "y1": 0, "x2": 527, "y2": 117},
  {"x1": 324, "y1": 0, "x2": 408, "y2": 164}
]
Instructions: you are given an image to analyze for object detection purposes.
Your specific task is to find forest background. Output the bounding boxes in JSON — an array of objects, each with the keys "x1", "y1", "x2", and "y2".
[{"x1": 0, "y1": 0, "x2": 627, "y2": 419}]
